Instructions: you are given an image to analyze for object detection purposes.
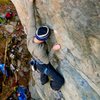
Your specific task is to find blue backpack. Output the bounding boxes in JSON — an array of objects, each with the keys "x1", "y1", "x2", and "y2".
[
  {"x1": 0, "y1": 64, "x2": 5, "y2": 74},
  {"x1": 0, "y1": 64, "x2": 8, "y2": 77},
  {"x1": 17, "y1": 86, "x2": 27, "y2": 100}
]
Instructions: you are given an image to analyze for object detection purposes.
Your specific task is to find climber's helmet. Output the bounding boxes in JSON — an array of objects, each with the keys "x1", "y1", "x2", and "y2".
[{"x1": 34, "y1": 26, "x2": 50, "y2": 43}]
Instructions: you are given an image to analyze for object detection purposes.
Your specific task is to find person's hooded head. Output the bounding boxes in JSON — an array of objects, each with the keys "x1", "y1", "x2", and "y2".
[{"x1": 34, "y1": 26, "x2": 50, "y2": 44}]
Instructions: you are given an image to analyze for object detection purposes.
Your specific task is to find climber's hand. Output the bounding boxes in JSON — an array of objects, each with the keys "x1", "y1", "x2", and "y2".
[{"x1": 52, "y1": 44, "x2": 61, "y2": 51}]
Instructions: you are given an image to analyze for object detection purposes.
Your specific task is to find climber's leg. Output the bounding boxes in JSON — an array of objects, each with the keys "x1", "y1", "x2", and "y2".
[
  {"x1": 44, "y1": 63, "x2": 65, "y2": 91},
  {"x1": 29, "y1": 59, "x2": 49, "y2": 85},
  {"x1": 40, "y1": 73, "x2": 49, "y2": 85},
  {"x1": 35, "y1": 62, "x2": 65, "y2": 91},
  {"x1": 30, "y1": 59, "x2": 64, "y2": 90}
]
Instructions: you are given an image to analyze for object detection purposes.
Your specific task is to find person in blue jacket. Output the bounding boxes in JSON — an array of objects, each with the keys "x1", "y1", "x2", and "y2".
[
  {"x1": 0, "y1": 63, "x2": 9, "y2": 78},
  {"x1": 16, "y1": 86, "x2": 27, "y2": 100},
  {"x1": 0, "y1": 63, "x2": 11, "y2": 78},
  {"x1": 0, "y1": 63, "x2": 6, "y2": 75}
]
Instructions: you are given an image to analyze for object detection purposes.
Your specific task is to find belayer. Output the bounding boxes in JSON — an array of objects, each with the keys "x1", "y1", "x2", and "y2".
[{"x1": 29, "y1": 26, "x2": 65, "y2": 91}]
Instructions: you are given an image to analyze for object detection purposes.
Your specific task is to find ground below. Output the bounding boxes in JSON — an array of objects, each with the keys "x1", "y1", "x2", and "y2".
[{"x1": 0, "y1": 1, "x2": 32, "y2": 99}]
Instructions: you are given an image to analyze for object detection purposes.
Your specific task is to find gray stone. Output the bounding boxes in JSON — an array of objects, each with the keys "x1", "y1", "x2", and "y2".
[
  {"x1": 23, "y1": 67, "x2": 29, "y2": 72},
  {"x1": 19, "y1": 71, "x2": 24, "y2": 77},
  {"x1": 10, "y1": 22, "x2": 17, "y2": 27},
  {"x1": 11, "y1": 0, "x2": 100, "y2": 99},
  {"x1": 29, "y1": 79, "x2": 41, "y2": 100},
  {"x1": 4, "y1": 24, "x2": 14, "y2": 33}
]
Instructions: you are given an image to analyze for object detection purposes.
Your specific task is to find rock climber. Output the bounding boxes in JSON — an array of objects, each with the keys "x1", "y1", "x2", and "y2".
[{"x1": 29, "y1": 26, "x2": 65, "y2": 91}]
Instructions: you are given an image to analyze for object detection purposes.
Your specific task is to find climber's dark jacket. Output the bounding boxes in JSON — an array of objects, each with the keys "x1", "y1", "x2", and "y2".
[
  {"x1": 27, "y1": 39, "x2": 49, "y2": 64},
  {"x1": 30, "y1": 59, "x2": 65, "y2": 91}
]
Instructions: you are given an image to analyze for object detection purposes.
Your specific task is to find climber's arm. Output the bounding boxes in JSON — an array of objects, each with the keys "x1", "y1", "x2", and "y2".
[
  {"x1": 26, "y1": 0, "x2": 38, "y2": 57},
  {"x1": 49, "y1": 44, "x2": 61, "y2": 60},
  {"x1": 27, "y1": 1, "x2": 50, "y2": 64},
  {"x1": 27, "y1": 0, "x2": 36, "y2": 40}
]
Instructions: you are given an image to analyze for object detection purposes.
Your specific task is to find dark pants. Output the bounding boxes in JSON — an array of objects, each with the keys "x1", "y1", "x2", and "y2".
[
  {"x1": 0, "y1": 71, "x2": 3, "y2": 94},
  {"x1": 6, "y1": 67, "x2": 14, "y2": 78},
  {"x1": 0, "y1": 84, "x2": 2, "y2": 94},
  {"x1": 35, "y1": 61, "x2": 65, "y2": 91}
]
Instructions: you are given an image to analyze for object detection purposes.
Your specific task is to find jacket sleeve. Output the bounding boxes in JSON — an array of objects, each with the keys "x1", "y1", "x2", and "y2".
[
  {"x1": 27, "y1": 38, "x2": 49, "y2": 64},
  {"x1": 26, "y1": 1, "x2": 49, "y2": 64}
]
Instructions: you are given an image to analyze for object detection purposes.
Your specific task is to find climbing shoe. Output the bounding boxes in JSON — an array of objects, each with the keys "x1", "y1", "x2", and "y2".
[
  {"x1": 50, "y1": 80, "x2": 64, "y2": 91},
  {"x1": 42, "y1": 63, "x2": 65, "y2": 91},
  {"x1": 40, "y1": 73, "x2": 49, "y2": 85}
]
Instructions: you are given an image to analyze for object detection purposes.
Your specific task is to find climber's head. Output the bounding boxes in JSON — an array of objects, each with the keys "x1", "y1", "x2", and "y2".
[{"x1": 34, "y1": 26, "x2": 50, "y2": 44}]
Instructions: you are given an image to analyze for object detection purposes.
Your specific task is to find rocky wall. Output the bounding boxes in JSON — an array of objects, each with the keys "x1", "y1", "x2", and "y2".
[{"x1": 11, "y1": 0, "x2": 100, "y2": 100}]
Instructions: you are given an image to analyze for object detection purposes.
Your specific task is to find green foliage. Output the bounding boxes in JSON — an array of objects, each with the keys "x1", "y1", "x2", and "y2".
[{"x1": 0, "y1": 17, "x2": 6, "y2": 24}]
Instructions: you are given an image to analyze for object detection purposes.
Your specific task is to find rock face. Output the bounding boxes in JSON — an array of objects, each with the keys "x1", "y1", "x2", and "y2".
[{"x1": 11, "y1": 0, "x2": 100, "y2": 100}]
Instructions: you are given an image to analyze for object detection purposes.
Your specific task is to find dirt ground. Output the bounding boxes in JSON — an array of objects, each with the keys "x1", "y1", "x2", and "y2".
[{"x1": 0, "y1": 1, "x2": 32, "y2": 99}]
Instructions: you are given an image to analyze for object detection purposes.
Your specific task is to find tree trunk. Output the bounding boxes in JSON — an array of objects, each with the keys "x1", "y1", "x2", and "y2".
[{"x1": 11, "y1": 0, "x2": 100, "y2": 100}]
